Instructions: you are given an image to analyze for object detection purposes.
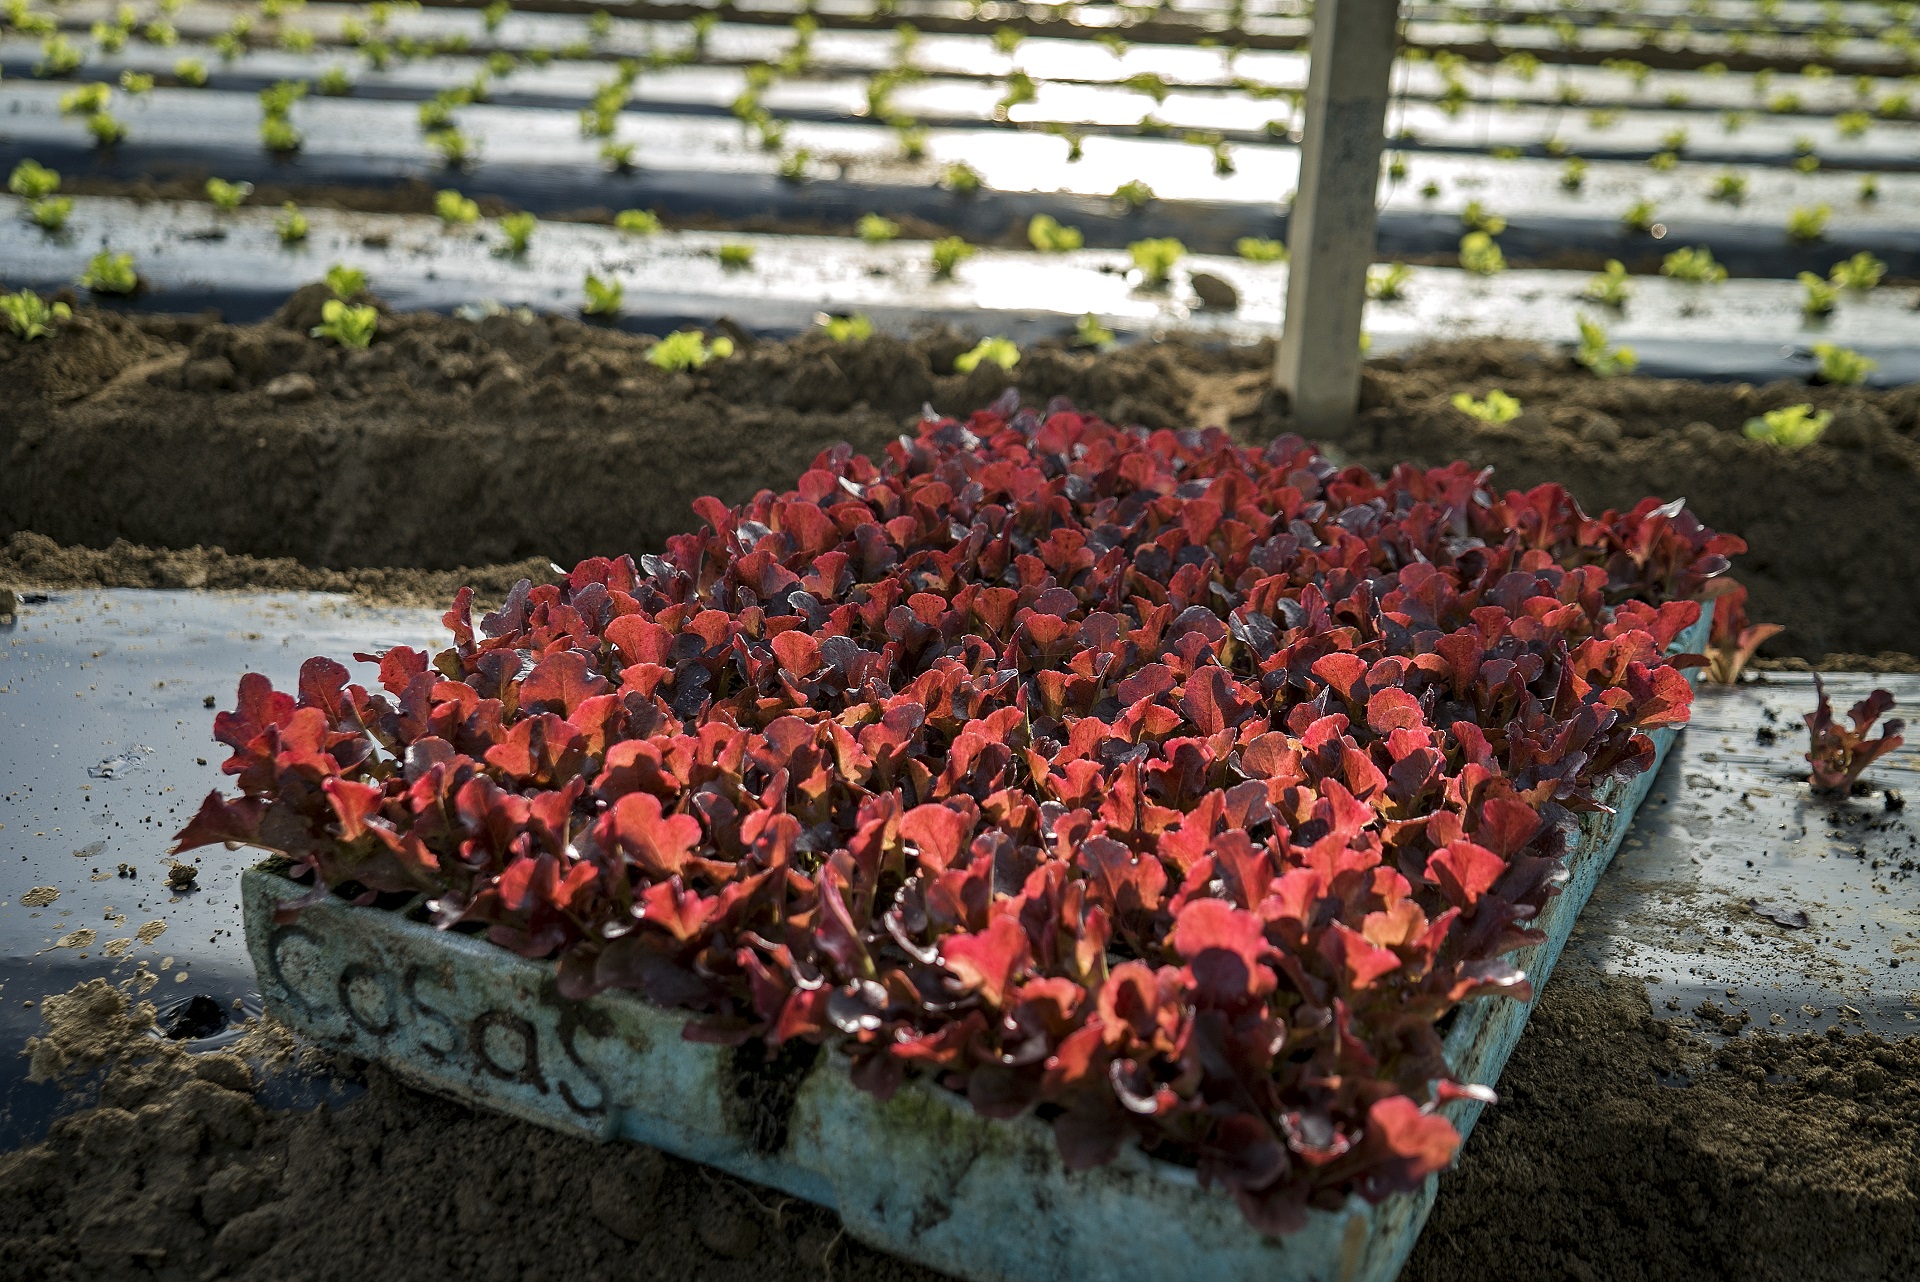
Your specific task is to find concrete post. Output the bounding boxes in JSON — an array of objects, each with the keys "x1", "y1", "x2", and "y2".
[{"x1": 1274, "y1": 0, "x2": 1403, "y2": 437}]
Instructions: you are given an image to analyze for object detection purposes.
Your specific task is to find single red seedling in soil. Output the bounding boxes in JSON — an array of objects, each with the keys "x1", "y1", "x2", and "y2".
[
  {"x1": 1703, "y1": 581, "x2": 1783, "y2": 685},
  {"x1": 176, "y1": 400, "x2": 1739, "y2": 1234},
  {"x1": 1804, "y1": 677, "x2": 1904, "y2": 793}
]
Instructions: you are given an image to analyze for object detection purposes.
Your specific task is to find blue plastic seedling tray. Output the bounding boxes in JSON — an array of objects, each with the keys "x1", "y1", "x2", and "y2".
[{"x1": 242, "y1": 608, "x2": 1713, "y2": 1282}]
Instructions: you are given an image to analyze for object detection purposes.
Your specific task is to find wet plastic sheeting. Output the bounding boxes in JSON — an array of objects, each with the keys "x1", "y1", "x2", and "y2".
[
  {"x1": 0, "y1": 590, "x2": 440, "y2": 1146},
  {"x1": 1574, "y1": 673, "x2": 1920, "y2": 1039}
]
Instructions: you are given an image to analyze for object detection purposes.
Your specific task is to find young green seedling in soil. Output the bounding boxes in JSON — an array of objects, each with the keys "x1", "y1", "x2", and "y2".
[
  {"x1": 1574, "y1": 315, "x2": 1636, "y2": 377},
  {"x1": 995, "y1": 70, "x2": 1036, "y2": 119},
  {"x1": 820, "y1": 314, "x2": 872, "y2": 342},
  {"x1": 326, "y1": 264, "x2": 367, "y2": 300},
  {"x1": 260, "y1": 117, "x2": 302, "y2": 153},
  {"x1": 1829, "y1": 251, "x2": 1885, "y2": 291},
  {"x1": 318, "y1": 66, "x2": 353, "y2": 96},
  {"x1": 1743, "y1": 403, "x2": 1830, "y2": 448},
  {"x1": 1813, "y1": 342, "x2": 1875, "y2": 385},
  {"x1": 435, "y1": 189, "x2": 480, "y2": 226},
  {"x1": 582, "y1": 273, "x2": 623, "y2": 316},
  {"x1": 1367, "y1": 262, "x2": 1410, "y2": 301},
  {"x1": 8, "y1": 159, "x2": 59, "y2": 201},
  {"x1": 497, "y1": 212, "x2": 537, "y2": 256},
  {"x1": 645, "y1": 330, "x2": 729, "y2": 370},
  {"x1": 601, "y1": 141, "x2": 637, "y2": 173},
  {"x1": 777, "y1": 149, "x2": 810, "y2": 182},
  {"x1": 615, "y1": 209, "x2": 662, "y2": 235},
  {"x1": 1458, "y1": 231, "x2": 1505, "y2": 275},
  {"x1": 1129, "y1": 238, "x2": 1183, "y2": 287},
  {"x1": 1451, "y1": 388, "x2": 1521, "y2": 423},
  {"x1": 954, "y1": 336, "x2": 1018, "y2": 373},
  {"x1": 718, "y1": 243, "x2": 755, "y2": 269},
  {"x1": 78, "y1": 250, "x2": 137, "y2": 295},
  {"x1": 1236, "y1": 237, "x2": 1286, "y2": 262},
  {"x1": 0, "y1": 290, "x2": 70, "y2": 341},
  {"x1": 310, "y1": 298, "x2": 378, "y2": 348},
  {"x1": 58, "y1": 84, "x2": 112, "y2": 117},
  {"x1": 87, "y1": 113, "x2": 129, "y2": 147},
  {"x1": 1459, "y1": 200, "x2": 1505, "y2": 235},
  {"x1": 1859, "y1": 173, "x2": 1880, "y2": 202},
  {"x1": 119, "y1": 70, "x2": 153, "y2": 95},
  {"x1": 857, "y1": 213, "x2": 899, "y2": 245},
  {"x1": 1559, "y1": 157, "x2": 1587, "y2": 190},
  {"x1": 1662, "y1": 246, "x2": 1727, "y2": 283},
  {"x1": 1581, "y1": 259, "x2": 1632, "y2": 308},
  {"x1": 428, "y1": 129, "x2": 477, "y2": 167},
  {"x1": 1799, "y1": 272, "x2": 1839, "y2": 317},
  {"x1": 30, "y1": 196, "x2": 74, "y2": 231},
  {"x1": 930, "y1": 236, "x2": 973, "y2": 278},
  {"x1": 1620, "y1": 198, "x2": 1658, "y2": 233},
  {"x1": 1027, "y1": 215, "x2": 1083, "y2": 253},
  {"x1": 175, "y1": 57, "x2": 208, "y2": 86},
  {"x1": 1112, "y1": 179, "x2": 1154, "y2": 209},
  {"x1": 37, "y1": 35, "x2": 84, "y2": 76},
  {"x1": 1786, "y1": 204, "x2": 1830, "y2": 241},
  {"x1": 1836, "y1": 110, "x2": 1871, "y2": 138},
  {"x1": 1709, "y1": 171, "x2": 1747, "y2": 203},
  {"x1": 276, "y1": 202, "x2": 309, "y2": 244},
  {"x1": 205, "y1": 178, "x2": 252, "y2": 211},
  {"x1": 1074, "y1": 313, "x2": 1115, "y2": 349},
  {"x1": 940, "y1": 163, "x2": 983, "y2": 195}
]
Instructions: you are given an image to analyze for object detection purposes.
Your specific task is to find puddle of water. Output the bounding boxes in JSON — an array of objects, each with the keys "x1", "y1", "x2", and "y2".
[{"x1": 0, "y1": 589, "x2": 442, "y2": 1147}]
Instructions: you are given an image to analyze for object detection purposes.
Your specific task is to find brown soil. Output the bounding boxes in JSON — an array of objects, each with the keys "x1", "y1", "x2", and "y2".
[
  {"x1": 1405, "y1": 965, "x2": 1920, "y2": 1282},
  {"x1": 5, "y1": 961, "x2": 1913, "y2": 1282},
  {"x1": 5, "y1": 308, "x2": 1917, "y2": 660}
]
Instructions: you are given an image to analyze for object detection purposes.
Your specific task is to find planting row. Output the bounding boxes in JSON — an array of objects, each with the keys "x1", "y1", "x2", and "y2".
[
  {"x1": 176, "y1": 400, "x2": 1737, "y2": 1231},
  {"x1": 6, "y1": 195, "x2": 1919, "y2": 387}
]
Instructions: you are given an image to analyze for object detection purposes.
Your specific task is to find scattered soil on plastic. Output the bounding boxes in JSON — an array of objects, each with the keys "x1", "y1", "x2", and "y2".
[
  {"x1": 4, "y1": 961, "x2": 1913, "y2": 1282},
  {"x1": 1404, "y1": 964, "x2": 1920, "y2": 1282},
  {"x1": 4, "y1": 312, "x2": 1917, "y2": 658}
]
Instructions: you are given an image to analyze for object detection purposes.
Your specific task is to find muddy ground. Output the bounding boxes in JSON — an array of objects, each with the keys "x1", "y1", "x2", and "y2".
[
  {"x1": 1, "y1": 960, "x2": 1913, "y2": 1282},
  {"x1": 3, "y1": 299, "x2": 1918, "y2": 659}
]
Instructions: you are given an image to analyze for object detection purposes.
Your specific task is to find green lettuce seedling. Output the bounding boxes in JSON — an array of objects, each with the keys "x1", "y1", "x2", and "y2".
[
  {"x1": 435, "y1": 189, "x2": 480, "y2": 225},
  {"x1": 1450, "y1": 389, "x2": 1521, "y2": 423},
  {"x1": 1583, "y1": 259, "x2": 1632, "y2": 307},
  {"x1": 1709, "y1": 171, "x2": 1747, "y2": 203},
  {"x1": 820, "y1": 314, "x2": 872, "y2": 342},
  {"x1": 1459, "y1": 200, "x2": 1505, "y2": 234},
  {"x1": 1559, "y1": 157, "x2": 1587, "y2": 190},
  {"x1": 1813, "y1": 342, "x2": 1875, "y2": 385},
  {"x1": 1799, "y1": 271, "x2": 1839, "y2": 316},
  {"x1": 1236, "y1": 237, "x2": 1286, "y2": 263},
  {"x1": 1367, "y1": 262, "x2": 1410, "y2": 300},
  {"x1": 1027, "y1": 215, "x2": 1083, "y2": 253},
  {"x1": 498, "y1": 211, "x2": 536, "y2": 255},
  {"x1": 1829, "y1": 251, "x2": 1885, "y2": 291},
  {"x1": 310, "y1": 298, "x2": 378, "y2": 348},
  {"x1": 1786, "y1": 203, "x2": 1830, "y2": 242},
  {"x1": 119, "y1": 71, "x2": 154, "y2": 96},
  {"x1": 30, "y1": 197, "x2": 74, "y2": 231},
  {"x1": 79, "y1": 250, "x2": 137, "y2": 295},
  {"x1": 326, "y1": 265, "x2": 368, "y2": 299},
  {"x1": 718, "y1": 243, "x2": 754, "y2": 269},
  {"x1": 206, "y1": 178, "x2": 252, "y2": 211},
  {"x1": 1458, "y1": 231, "x2": 1505, "y2": 275},
  {"x1": 1129, "y1": 237, "x2": 1184, "y2": 286},
  {"x1": 1742, "y1": 403, "x2": 1829, "y2": 448},
  {"x1": 1574, "y1": 314, "x2": 1636, "y2": 377},
  {"x1": 930, "y1": 236, "x2": 973, "y2": 278},
  {"x1": 942, "y1": 162, "x2": 981, "y2": 194},
  {"x1": 1112, "y1": 179, "x2": 1154, "y2": 209},
  {"x1": 87, "y1": 114, "x2": 129, "y2": 147},
  {"x1": 1661, "y1": 246, "x2": 1726, "y2": 283},
  {"x1": 1075, "y1": 313, "x2": 1115, "y2": 349},
  {"x1": 1620, "y1": 198, "x2": 1657, "y2": 233},
  {"x1": 582, "y1": 273, "x2": 623, "y2": 316},
  {"x1": 857, "y1": 213, "x2": 899, "y2": 244},
  {"x1": 8, "y1": 160, "x2": 59, "y2": 201},
  {"x1": 0, "y1": 290, "x2": 70, "y2": 341},
  {"x1": 59, "y1": 84, "x2": 113, "y2": 117},
  {"x1": 647, "y1": 330, "x2": 733, "y2": 370},
  {"x1": 616, "y1": 209, "x2": 662, "y2": 235},
  {"x1": 175, "y1": 58, "x2": 209, "y2": 86},
  {"x1": 954, "y1": 336, "x2": 1018, "y2": 373},
  {"x1": 276, "y1": 202, "x2": 309, "y2": 243},
  {"x1": 260, "y1": 117, "x2": 302, "y2": 153}
]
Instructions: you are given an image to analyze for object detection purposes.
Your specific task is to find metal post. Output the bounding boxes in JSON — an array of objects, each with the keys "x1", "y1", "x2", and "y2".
[{"x1": 1274, "y1": 0, "x2": 1403, "y2": 437}]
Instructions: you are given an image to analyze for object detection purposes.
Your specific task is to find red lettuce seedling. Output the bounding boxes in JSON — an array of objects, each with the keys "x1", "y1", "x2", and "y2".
[
  {"x1": 1804, "y1": 678, "x2": 1904, "y2": 793},
  {"x1": 1704, "y1": 580, "x2": 1783, "y2": 685}
]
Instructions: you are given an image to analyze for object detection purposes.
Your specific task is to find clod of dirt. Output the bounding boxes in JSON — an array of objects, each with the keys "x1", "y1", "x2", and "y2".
[{"x1": 166, "y1": 862, "x2": 199, "y2": 891}]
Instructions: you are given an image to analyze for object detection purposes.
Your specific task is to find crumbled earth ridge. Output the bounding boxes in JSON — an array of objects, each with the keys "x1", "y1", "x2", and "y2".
[{"x1": 3, "y1": 306, "x2": 1917, "y2": 658}]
